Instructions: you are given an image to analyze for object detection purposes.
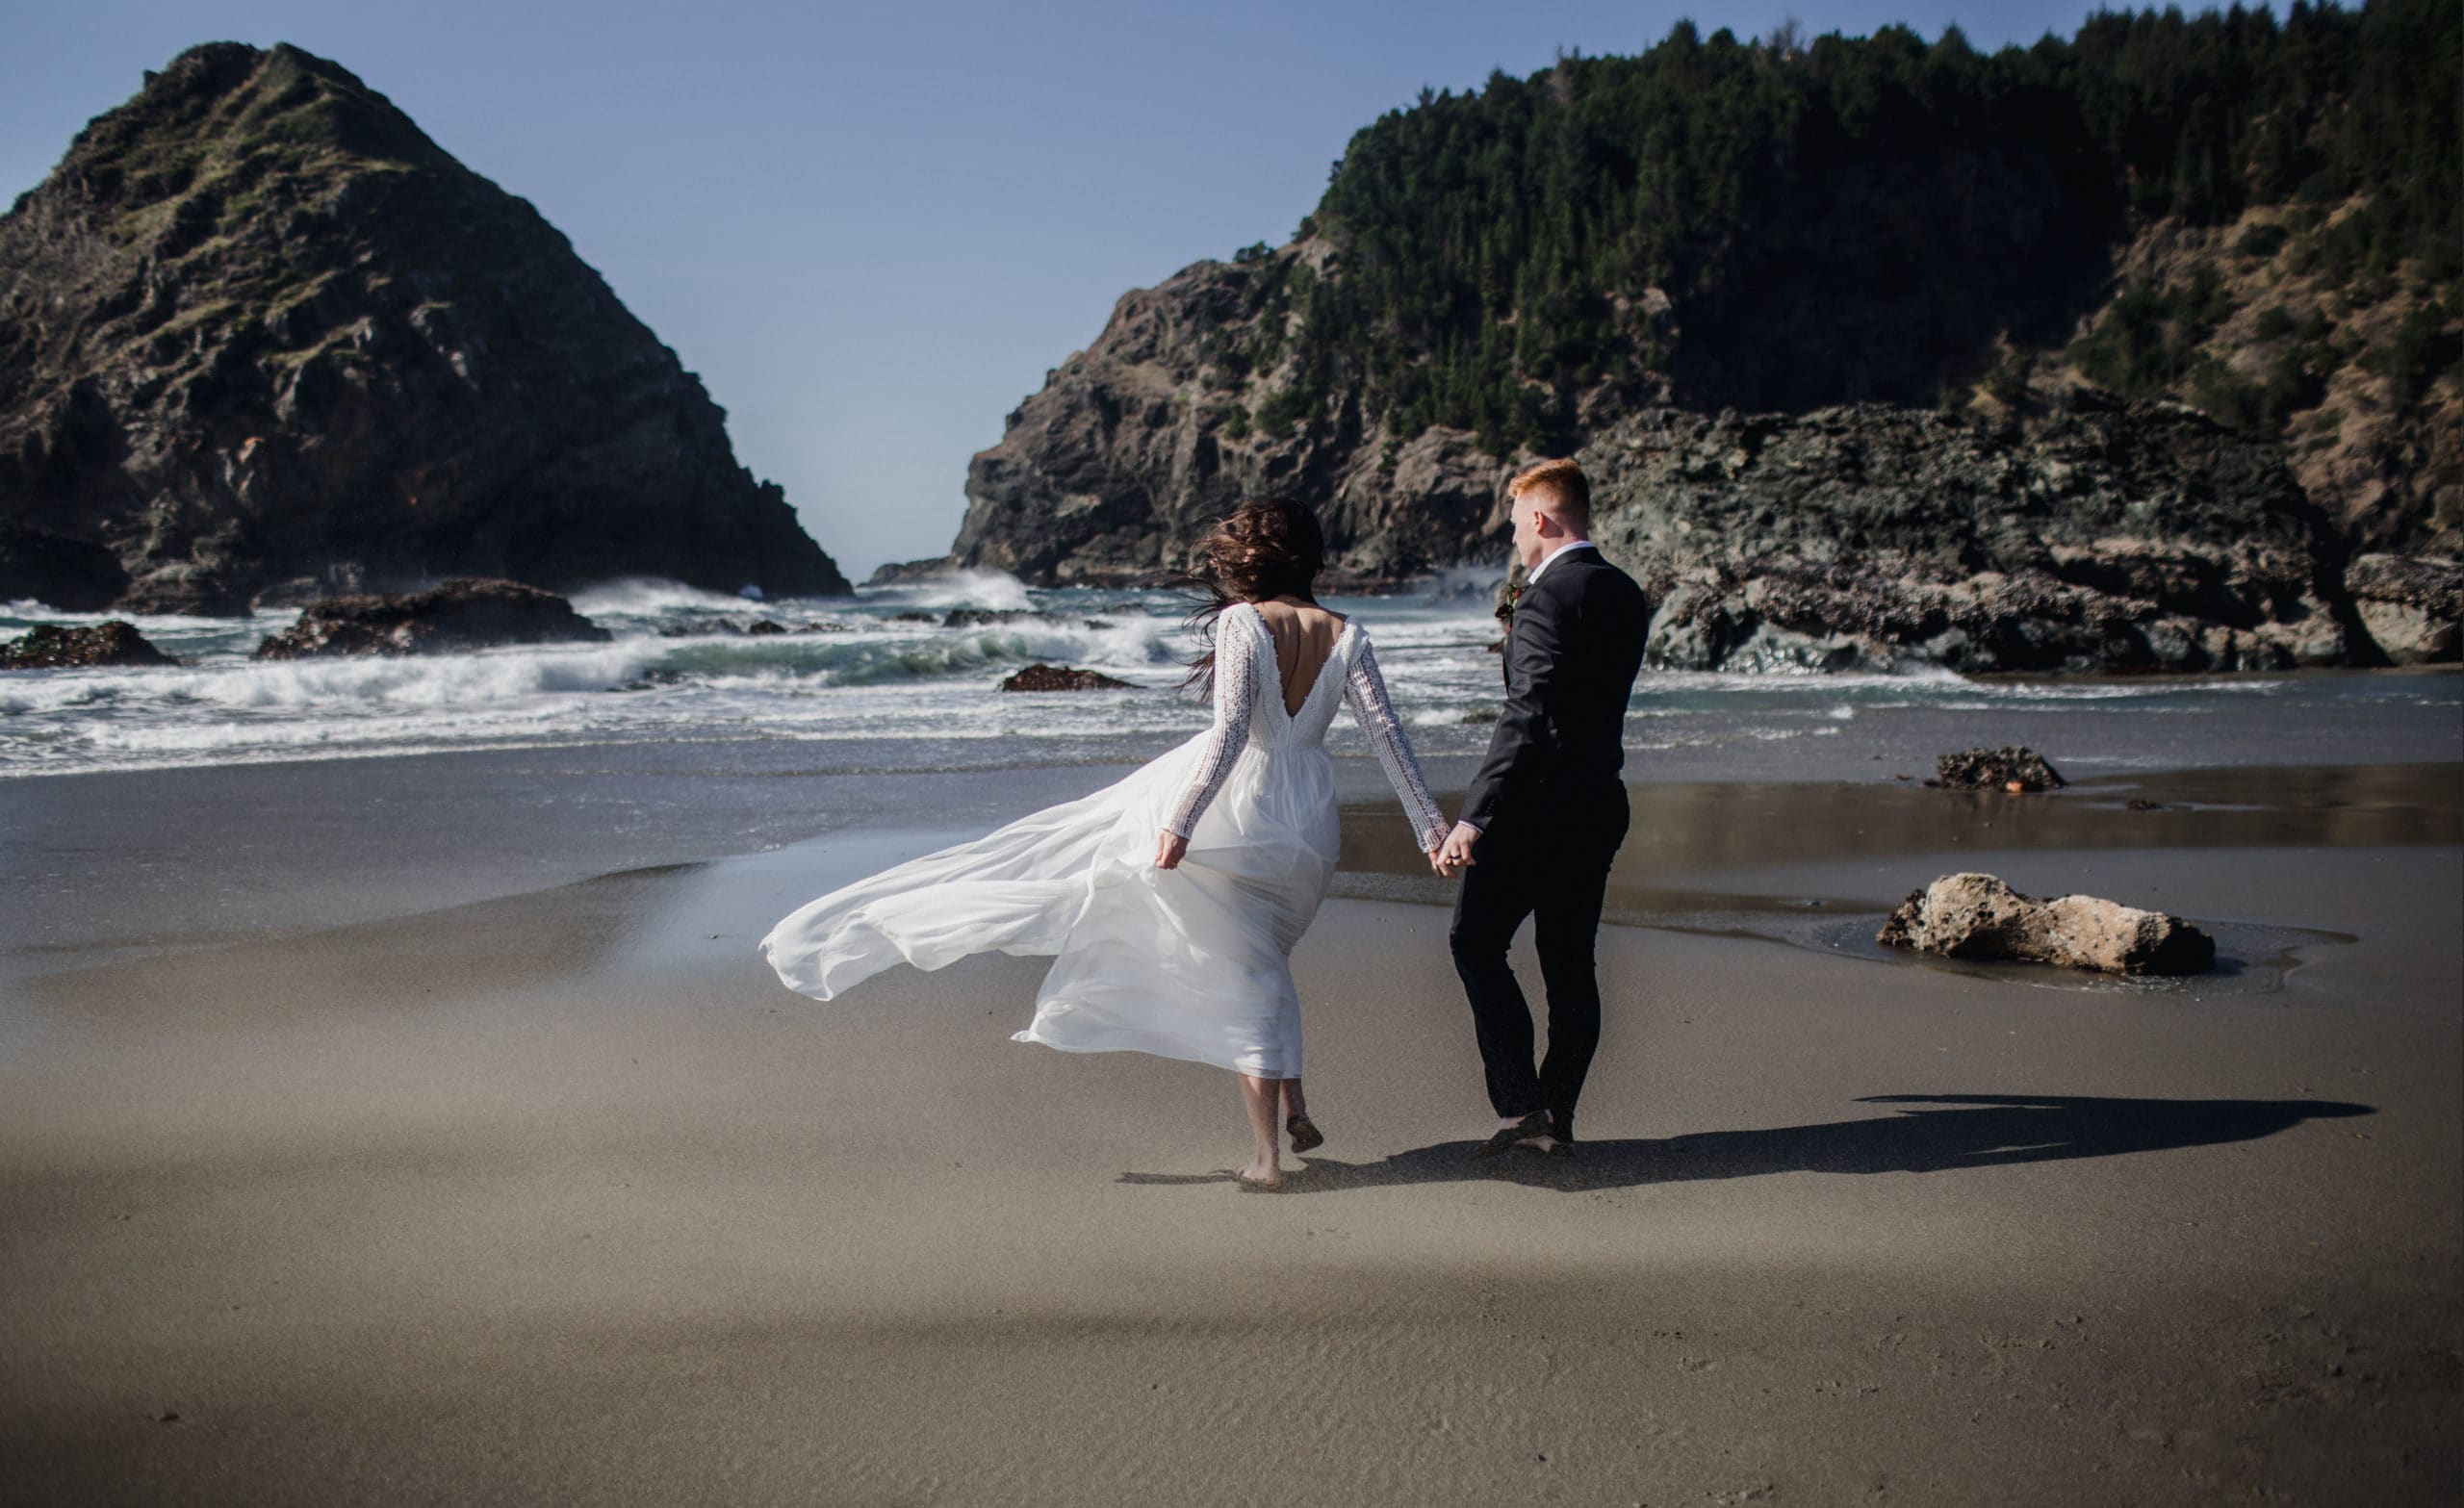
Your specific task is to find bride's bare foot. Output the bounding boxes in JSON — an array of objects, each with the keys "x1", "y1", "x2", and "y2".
[{"x1": 1233, "y1": 1152, "x2": 1282, "y2": 1190}]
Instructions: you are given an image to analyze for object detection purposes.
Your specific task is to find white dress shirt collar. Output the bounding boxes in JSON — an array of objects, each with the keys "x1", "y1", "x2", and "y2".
[{"x1": 1524, "y1": 537, "x2": 1594, "y2": 587}]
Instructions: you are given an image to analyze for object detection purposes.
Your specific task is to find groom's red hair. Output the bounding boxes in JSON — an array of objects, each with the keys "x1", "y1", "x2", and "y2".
[{"x1": 1508, "y1": 458, "x2": 1590, "y2": 530}]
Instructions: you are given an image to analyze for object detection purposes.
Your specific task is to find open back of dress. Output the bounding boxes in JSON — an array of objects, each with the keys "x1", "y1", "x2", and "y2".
[{"x1": 1252, "y1": 601, "x2": 1348, "y2": 717}]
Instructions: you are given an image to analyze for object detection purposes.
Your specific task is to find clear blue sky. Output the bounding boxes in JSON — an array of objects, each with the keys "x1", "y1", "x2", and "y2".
[{"x1": 11, "y1": 2, "x2": 2178, "y2": 577}]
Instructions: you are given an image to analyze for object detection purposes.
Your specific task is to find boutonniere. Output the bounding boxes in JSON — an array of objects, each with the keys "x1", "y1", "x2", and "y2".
[{"x1": 1495, "y1": 580, "x2": 1523, "y2": 627}]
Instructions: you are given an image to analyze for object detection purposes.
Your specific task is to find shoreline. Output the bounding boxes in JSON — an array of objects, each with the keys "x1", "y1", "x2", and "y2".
[{"x1": 8, "y1": 747, "x2": 2456, "y2": 984}]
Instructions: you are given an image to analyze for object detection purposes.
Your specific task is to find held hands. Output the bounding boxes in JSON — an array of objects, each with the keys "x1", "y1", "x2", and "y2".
[
  {"x1": 1432, "y1": 820, "x2": 1482, "y2": 879},
  {"x1": 1154, "y1": 829, "x2": 1190, "y2": 870}
]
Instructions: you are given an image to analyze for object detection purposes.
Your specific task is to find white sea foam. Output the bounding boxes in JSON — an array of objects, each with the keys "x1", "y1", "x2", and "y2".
[
  {"x1": 566, "y1": 577, "x2": 760, "y2": 618},
  {"x1": 2, "y1": 600, "x2": 290, "y2": 633},
  {"x1": 130, "y1": 639, "x2": 653, "y2": 711},
  {"x1": 6, "y1": 576, "x2": 2450, "y2": 780},
  {"x1": 862, "y1": 570, "x2": 1038, "y2": 612}
]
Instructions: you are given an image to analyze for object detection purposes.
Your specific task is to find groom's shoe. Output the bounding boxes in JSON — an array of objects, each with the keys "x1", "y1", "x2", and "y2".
[{"x1": 1470, "y1": 1110, "x2": 1551, "y2": 1160}]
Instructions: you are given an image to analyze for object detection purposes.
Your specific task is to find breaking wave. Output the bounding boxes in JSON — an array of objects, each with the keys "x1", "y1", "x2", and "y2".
[{"x1": 9, "y1": 573, "x2": 2449, "y2": 779}]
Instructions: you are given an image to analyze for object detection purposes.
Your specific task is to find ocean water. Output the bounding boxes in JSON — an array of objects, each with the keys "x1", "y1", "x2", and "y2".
[{"x1": 3, "y1": 571, "x2": 2457, "y2": 780}]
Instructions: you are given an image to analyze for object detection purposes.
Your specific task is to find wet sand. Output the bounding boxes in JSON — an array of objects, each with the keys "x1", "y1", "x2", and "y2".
[{"x1": 2, "y1": 756, "x2": 2459, "y2": 1504}]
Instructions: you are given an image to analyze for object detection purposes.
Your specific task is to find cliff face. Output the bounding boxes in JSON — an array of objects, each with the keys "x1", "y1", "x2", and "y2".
[
  {"x1": 960, "y1": 289, "x2": 2381, "y2": 670},
  {"x1": 945, "y1": 243, "x2": 2425, "y2": 665},
  {"x1": 955, "y1": 251, "x2": 1508, "y2": 588},
  {"x1": 0, "y1": 42, "x2": 849, "y2": 613},
  {"x1": 953, "y1": 186, "x2": 2458, "y2": 592}
]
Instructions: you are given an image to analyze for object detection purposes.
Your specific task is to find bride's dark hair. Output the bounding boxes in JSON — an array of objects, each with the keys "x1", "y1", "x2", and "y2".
[{"x1": 1178, "y1": 497, "x2": 1326, "y2": 690}]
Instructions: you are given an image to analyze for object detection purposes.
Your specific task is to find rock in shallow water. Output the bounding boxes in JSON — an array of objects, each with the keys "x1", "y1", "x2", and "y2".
[
  {"x1": 998, "y1": 663, "x2": 1133, "y2": 692},
  {"x1": 252, "y1": 579, "x2": 611, "y2": 659},
  {"x1": 943, "y1": 608, "x2": 1042, "y2": 627},
  {"x1": 1878, "y1": 872, "x2": 2216, "y2": 976},
  {"x1": 1934, "y1": 747, "x2": 2066, "y2": 791},
  {"x1": 0, "y1": 621, "x2": 174, "y2": 670}
]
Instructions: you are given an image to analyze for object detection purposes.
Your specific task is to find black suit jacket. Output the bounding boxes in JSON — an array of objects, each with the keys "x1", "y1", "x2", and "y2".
[{"x1": 1459, "y1": 546, "x2": 1649, "y2": 834}]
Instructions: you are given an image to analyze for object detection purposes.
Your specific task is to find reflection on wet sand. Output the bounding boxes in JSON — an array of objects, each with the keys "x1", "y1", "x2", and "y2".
[
  {"x1": 1344, "y1": 762, "x2": 2461, "y2": 886},
  {"x1": 1335, "y1": 762, "x2": 2455, "y2": 990}
]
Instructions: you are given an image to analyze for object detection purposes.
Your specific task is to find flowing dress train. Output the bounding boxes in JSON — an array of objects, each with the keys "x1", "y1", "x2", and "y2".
[{"x1": 759, "y1": 602, "x2": 1449, "y2": 1076}]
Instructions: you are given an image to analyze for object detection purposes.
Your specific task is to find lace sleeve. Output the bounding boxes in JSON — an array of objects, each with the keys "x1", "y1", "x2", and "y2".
[
  {"x1": 1345, "y1": 634, "x2": 1449, "y2": 853},
  {"x1": 1162, "y1": 605, "x2": 1259, "y2": 838}
]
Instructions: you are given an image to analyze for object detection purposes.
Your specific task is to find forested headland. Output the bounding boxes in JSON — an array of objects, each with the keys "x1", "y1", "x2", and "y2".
[
  {"x1": 949, "y1": 2, "x2": 2457, "y2": 669},
  {"x1": 1267, "y1": 1, "x2": 2452, "y2": 459}
]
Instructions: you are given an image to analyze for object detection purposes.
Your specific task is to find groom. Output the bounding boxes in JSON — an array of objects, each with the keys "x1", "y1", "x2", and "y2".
[{"x1": 1437, "y1": 458, "x2": 1649, "y2": 1159}]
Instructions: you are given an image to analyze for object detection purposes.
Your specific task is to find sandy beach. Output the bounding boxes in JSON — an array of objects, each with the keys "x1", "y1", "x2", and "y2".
[{"x1": 3, "y1": 704, "x2": 2459, "y2": 1504}]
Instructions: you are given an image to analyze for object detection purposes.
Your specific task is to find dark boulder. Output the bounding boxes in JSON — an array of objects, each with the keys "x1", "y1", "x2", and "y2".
[
  {"x1": 0, "y1": 620, "x2": 174, "y2": 669},
  {"x1": 998, "y1": 663, "x2": 1133, "y2": 692},
  {"x1": 252, "y1": 578, "x2": 611, "y2": 658},
  {"x1": 1934, "y1": 747, "x2": 2066, "y2": 791}
]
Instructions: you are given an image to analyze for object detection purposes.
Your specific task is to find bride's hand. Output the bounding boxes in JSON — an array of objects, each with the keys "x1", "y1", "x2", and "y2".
[{"x1": 1155, "y1": 830, "x2": 1189, "y2": 870}]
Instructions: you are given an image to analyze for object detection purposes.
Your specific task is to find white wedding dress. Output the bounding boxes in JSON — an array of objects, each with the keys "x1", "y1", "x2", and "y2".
[{"x1": 760, "y1": 602, "x2": 1449, "y2": 1076}]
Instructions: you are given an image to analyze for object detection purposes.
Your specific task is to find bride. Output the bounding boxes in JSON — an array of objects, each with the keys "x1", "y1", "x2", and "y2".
[{"x1": 761, "y1": 498, "x2": 1450, "y2": 1189}]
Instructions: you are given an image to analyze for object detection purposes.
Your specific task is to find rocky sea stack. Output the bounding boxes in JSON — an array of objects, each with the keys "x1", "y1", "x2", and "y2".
[{"x1": 0, "y1": 42, "x2": 850, "y2": 614}]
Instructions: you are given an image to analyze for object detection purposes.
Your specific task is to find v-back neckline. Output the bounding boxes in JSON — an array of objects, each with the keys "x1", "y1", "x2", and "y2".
[{"x1": 1247, "y1": 604, "x2": 1351, "y2": 721}]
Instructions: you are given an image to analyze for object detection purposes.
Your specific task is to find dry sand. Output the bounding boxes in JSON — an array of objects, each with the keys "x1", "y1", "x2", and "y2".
[{"x1": 2, "y1": 766, "x2": 2458, "y2": 1505}]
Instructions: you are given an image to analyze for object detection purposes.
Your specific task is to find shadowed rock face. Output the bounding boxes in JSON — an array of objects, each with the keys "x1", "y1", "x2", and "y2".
[
  {"x1": 0, "y1": 525, "x2": 130, "y2": 609},
  {"x1": 0, "y1": 42, "x2": 850, "y2": 613},
  {"x1": 1879, "y1": 872, "x2": 2217, "y2": 976}
]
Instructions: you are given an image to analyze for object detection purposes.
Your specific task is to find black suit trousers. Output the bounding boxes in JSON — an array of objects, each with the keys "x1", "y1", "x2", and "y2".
[{"x1": 1447, "y1": 785, "x2": 1629, "y2": 1141}]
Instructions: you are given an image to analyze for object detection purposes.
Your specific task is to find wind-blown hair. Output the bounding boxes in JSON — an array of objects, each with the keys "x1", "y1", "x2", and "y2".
[{"x1": 1178, "y1": 498, "x2": 1326, "y2": 691}]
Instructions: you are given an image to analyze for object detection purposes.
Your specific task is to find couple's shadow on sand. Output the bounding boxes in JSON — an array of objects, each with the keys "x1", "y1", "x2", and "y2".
[{"x1": 1119, "y1": 1093, "x2": 2375, "y2": 1194}]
